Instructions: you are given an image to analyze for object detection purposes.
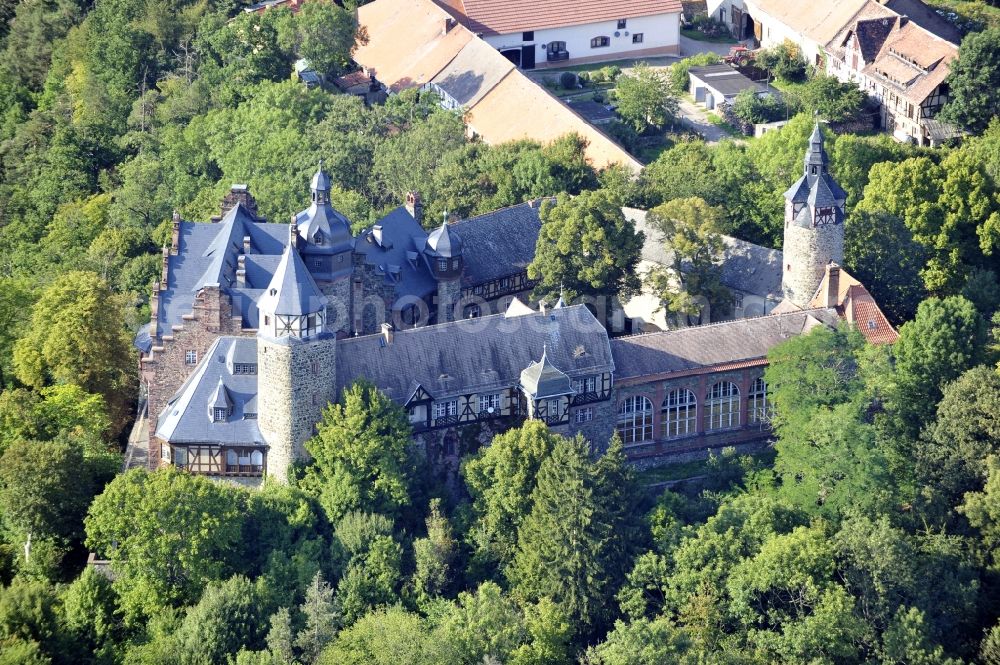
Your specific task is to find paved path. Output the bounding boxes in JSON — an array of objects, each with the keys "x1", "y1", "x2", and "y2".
[
  {"x1": 677, "y1": 97, "x2": 731, "y2": 143},
  {"x1": 123, "y1": 401, "x2": 149, "y2": 471}
]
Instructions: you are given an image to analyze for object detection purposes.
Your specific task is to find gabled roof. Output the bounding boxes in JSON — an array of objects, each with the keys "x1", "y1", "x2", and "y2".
[
  {"x1": 744, "y1": 0, "x2": 869, "y2": 45},
  {"x1": 428, "y1": 37, "x2": 514, "y2": 108},
  {"x1": 438, "y1": 0, "x2": 682, "y2": 36},
  {"x1": 450, "y1": 202, "x2": 543, "y2": 288},
  {"x1": 156, "y1": 337, "x2": 264, "y2": 445},
  {"x1": 257, "y1": 243, "x2": 328, "y2": 317},
  {"x1": 806, "y1": 264, "x2": 898, "y2": 344},
  {"x1": 861, "y1": 18, "x2": 957, "y2": 105},
  {"x1": 624, "y1": 208, "x2": 783, "y2": 300},
  {"x1": 520, "y1": 348, "x2": 574, "y2": 399},
  {"x1": 611, "y1": 309, "x2": 839, "y2": 383},
  {"x1": 337, "y1": 304, "x2": 614, "y2": 402},
  {"x1": 355, "y1": 0, "x2": 643, "y2": 172}
]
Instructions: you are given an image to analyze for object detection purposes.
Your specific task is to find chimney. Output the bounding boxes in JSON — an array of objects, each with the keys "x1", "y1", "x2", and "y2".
[
  {"x1": 825, "y1": 263, "x2": 841, "y2": 308},
  {"x1": 289, "y1": 215, "x2": 299, "y2": 247},
  {"x1": 405, "y1": 191, "x2": 423, "y2": 224},
  {"x1": 170, "y1": 211, "x2": 181, "y2": 254},
  {"x1": 443, "y1": 16, "x2": 455, "y2": 35},
  {"x1": 161, "y1": 246, "x2": 170, "y2": 283},
  {"x1": 236, "y1": 255, "x2": 246, "y2": 287},
  {"x1": 539, "y1": 300, "x2": 547, "y2": 314},
  {"x1": 243, "y1": 235, "x2": 251, "y2": 254},
  {"x1": 381, "y1": 322, "x2": 394, "y2": 345}
]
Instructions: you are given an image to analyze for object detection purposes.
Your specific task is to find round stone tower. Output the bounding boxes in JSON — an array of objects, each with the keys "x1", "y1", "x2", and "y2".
[
  {"x1": 257, "y1": 233, "x2": 338, "y2": 483},
  {"x1": 425, "y1": 215, "x2": 464, "y2": 323},
  {"x1": 781, "y1": 123, "x2": 847, "y2": 308}
]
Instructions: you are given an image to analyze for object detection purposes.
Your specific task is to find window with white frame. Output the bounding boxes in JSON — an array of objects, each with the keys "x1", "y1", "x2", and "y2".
[
  {"x1": 546, "y1": 398, "x2": 562, "y2": 420},
  {"x1": 479, "y1": 393, "x2": 501, "y2": 414},
  {"x1": 213, "y1": 407, "x2": 229, "y2": 423},
  {"x1": 437, "y1": 258, "x2": 449, "y2": 271},
  {"x1": 433, "y1": 400, "x2": 457, "y2": 419},
  {"x1": 632, "y1": 33, "x2": 643, "y2": 44},
  {"x1": 591, "y1": 36, "x2": 610, "y2": 48},
  {"x1": 749, "y1": 377, "x2": 771, "y2": 423},
  {"x1": 662, "y1": 388, "x2": 697, "y2": 439},
  {"x1": 705, "y1": 381, "x2": 740, "y2": 430},
  {"x1": 185, "y1": 350, "x2": 198, "y2": 365},
  {"x1": 233, "y1": 363, "x2": 256, "y2": 375},
  {"x1": 575, "y1": 407, "x2": 594, "y2": 423},
  {"x1": 617, "y1": 396, "x2": 653, "y2": 445},
  {"x1": 572, "y1": 375, "x2": 597, "y2": 394}
]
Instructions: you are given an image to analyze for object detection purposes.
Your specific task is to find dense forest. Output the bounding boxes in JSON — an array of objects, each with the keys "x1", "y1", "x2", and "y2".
[{"x1": 0, "y1": 0, "x2": 999, "y2": 662}]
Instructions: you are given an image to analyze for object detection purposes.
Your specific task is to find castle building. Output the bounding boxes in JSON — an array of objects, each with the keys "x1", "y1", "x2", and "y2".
[{"x1": 142, "y1": 129, "x2": 897, "y2": 483}]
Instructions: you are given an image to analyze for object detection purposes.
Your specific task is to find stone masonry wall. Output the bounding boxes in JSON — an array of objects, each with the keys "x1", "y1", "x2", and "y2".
[
  {"x1": 257, "y1": 335, "x2": 338, "y2": 483},
  {"x1": 141, "y1": 287, "x2": 245, "y2": 469},
  {"x1": 782, "y1": 219, "x2": 844, "y2": 308}
]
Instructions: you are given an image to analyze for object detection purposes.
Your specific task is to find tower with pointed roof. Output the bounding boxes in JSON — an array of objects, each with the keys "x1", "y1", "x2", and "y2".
[
  {"x1": 256, "y1": 232, "x2": 338, "y2": 482},
  {"x1": 424, "y1": 215, "x2": 464, "y2": 323},
  {"x1": 781, "y1": 123, "x2": 847, "y2": 308}
]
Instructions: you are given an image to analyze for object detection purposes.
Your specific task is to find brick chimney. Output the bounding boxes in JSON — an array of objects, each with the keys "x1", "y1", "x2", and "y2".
[
  {"x1": 824, "y1": 263, "x2": 841, "y2": 309},
  {"x1": 405, "y1": 191, "x2": 423, "y2": 224},
  {"x1": 170, "y1": 211, "x2": 181, "y2": 254}
]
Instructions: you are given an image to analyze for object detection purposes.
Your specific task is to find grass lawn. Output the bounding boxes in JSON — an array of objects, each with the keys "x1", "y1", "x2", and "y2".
[
  {"x1": 706, "y1": 113, "x2": 741, "y2": 137},
  {"x1": 681, "y1": 27, "x2": 737, "y2": 44}
]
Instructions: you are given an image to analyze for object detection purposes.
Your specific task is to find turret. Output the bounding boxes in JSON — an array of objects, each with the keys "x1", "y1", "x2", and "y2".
[
  {"x1": 781, "y1": 123, "x2": 847, "y2": 308},
  {"x1": 294, "y1": 161, "x2": 354, "y2": 280},
  {"x1": 256, "y1": 236, "x2": 337, "y2": 482},
  {"x1": 424, "y1": 215, "x2": 464, "y2": 322}
]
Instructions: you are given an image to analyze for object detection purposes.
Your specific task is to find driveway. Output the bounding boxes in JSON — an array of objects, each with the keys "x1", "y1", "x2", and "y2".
[
  {"x1": 676, "y1": 97, "x2": 731, "y2": 143},
  {"x1": 679, "y1": 34, "x2": 743, "y2": 57}
]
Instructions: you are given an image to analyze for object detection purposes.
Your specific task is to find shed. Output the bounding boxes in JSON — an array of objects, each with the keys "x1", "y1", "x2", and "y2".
[{"x1": 688, "y1": 64, "x2": 772, "y2": 110}]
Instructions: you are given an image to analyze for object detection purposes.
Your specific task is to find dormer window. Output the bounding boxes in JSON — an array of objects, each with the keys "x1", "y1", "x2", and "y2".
[
  {"x1": 437, "y1": 258, "x2": 448, "y2": 271},
  {"x1": 213, "y1": 407, "x2": 229, "y2": 422},
  {"x1": 232, "y1": 363, "x2": 256, "y2": 375},
  {"x1": 313, "y1": 231, "x2": 323, "y2": 244}
]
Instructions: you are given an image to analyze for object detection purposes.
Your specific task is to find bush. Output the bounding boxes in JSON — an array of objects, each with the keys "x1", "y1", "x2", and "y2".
[
  {"x1": 559, "y1": 71, "x2": 577, "y2": 90},
  {"x1": 590, "y1": 69, "x2": 607, "y2": 84},
  {"x1": 756, "y1": 40, "x2": 807, "y2": 81},
  {"x1": 577, "y1": 71, "x2": 590, "y2": 85},
  {"x1": 592, "y1": 91, "x2": 606, "y2": 103},
  {"x1": 601, "y1": 65, "x2": 623, "y2": 81},
  {"x1": 690, "y1": 13, "x2": 730, "y2": 38},
  {"x1": 668, "y1": 52, "x2": 721, "y2": 94},
  {"x1": 798, "y1": 74, "x2": 865, "y2": 123}
]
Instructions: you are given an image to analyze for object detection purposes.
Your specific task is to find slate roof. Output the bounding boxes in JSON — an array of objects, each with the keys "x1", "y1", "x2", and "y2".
[
  {"x1": 437, "y1": 0, "x2": 683, "y2": 35},
  {"x1": 610, "y1": 309, "x2": 838, "y2": 382},
  {"x1": 520, "y1": 348, "x2": 574, "y2": 399},
  {"x1": 155, "y1": 337, "x2": 265, "y2": 445},
  {"x1": 257, "y1": 243, "x2": 328, "y2": 317},
  {"x1": 426, "y1": 220, "x2": 463, "y2": 258},
  {"x1": 623, "y1": 208, "x2": 783, "y2": 300},
  {"x1": 354, "y1": 206, "x2": 439, "y2": 302},
  {"x1": 156, "y1": 208, "x2": 288, "y2": 333},
  {"x1": 337, "y1": 304, "x2": 614, "y2": 402},
  {"x1": 688, "y1": 64, "x2": 772, "y2": 98},
  {"x1": 450, "y1": 202, "x2": 543, "y2": 287}
]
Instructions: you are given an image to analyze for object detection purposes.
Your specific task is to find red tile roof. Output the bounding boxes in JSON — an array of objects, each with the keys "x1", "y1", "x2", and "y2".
[{"x1": 440, "y1": 0, "x2": 683, "y2": 36}]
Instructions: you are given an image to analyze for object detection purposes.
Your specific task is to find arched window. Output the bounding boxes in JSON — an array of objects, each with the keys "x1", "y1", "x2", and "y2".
[
  {"x1": 749, "y1": 377, "x2": 772, "y2": 423},
  {"x1": 250, "y1": 450, "x2": 264, "y2": 469},
  {"x1": 705, "y1": 381, "x2": 740, "y2": 430},
  {"x1": 617, "y1": 396, "x2": 653, "y2": 445},
  {"x1": 662, "y1": 388, "x2": 697, "y2": 439},
  {"x1": 226, "y1": 450, "x2": 238, "y2": 466}
]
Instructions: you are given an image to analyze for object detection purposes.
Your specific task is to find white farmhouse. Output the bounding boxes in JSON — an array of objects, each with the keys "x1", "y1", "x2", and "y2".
[{"x1": 436, "y1": 0, "x2": 682, "y2": 69}]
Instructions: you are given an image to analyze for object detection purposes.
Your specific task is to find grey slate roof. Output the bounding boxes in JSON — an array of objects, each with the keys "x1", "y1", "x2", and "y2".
[
  {"x1": 156, "y1": 209, "x2": 288, "y2": 333},
  {"x1": 450, "y1": 202, "x2": 543, "y2": 288},
  {"x1": 426, "y1": 220, "x2": 463, "y2": 258},
  {"x1": 610, "y1": 309, "x2": 839, "y2": 380},
  {"x1": 623, "y1": 208, "x2": 783, "y2": 300},
  {"x1": 156, "y1": 337, "x2": 264, "y2": 445},
  {"x1": 257, "y1": 243, "x2": 328, "y2": 317},
  {"x1": 354, "y1": 206, "x2": 438, "y2": 302},
  {"x1": 337, "y1": 304, "x2": 614, "y2": 402},
  {"x1": 520, "y1": 349, "x2": 575, "y2": 399},
  {"x1": 295, "y1": 167, "x2": 353, "y2": 256}
]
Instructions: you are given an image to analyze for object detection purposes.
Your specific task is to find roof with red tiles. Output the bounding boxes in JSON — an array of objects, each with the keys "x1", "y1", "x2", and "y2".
[{"x1": 438, "y1": 0, "x2": 683, "y2": 36}]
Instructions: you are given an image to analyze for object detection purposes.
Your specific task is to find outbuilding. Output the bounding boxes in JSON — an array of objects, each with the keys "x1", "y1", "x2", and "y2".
[{"x1": 688, "y1": 63, "x2": 772, "y2": 110}]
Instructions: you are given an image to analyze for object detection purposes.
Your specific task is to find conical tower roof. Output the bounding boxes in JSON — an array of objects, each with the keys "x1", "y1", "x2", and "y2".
[{"x1": 258, "y1": 242, "x2": 328, "y2": 318}]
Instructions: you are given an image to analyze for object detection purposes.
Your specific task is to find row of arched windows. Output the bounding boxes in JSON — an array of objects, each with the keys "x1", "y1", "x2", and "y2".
[{"x1": 617, "y1": 378, "x2": 771, "y2": 446}]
